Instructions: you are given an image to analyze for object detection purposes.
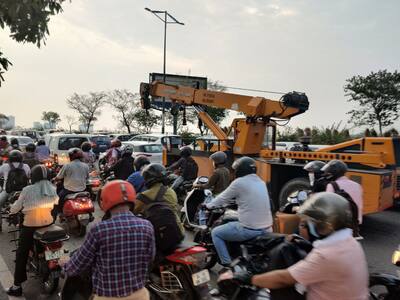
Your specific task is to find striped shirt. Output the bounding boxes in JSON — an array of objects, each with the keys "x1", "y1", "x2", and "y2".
[{"x1": 64, "y1": 212, "x2": 155, "y2": 297}]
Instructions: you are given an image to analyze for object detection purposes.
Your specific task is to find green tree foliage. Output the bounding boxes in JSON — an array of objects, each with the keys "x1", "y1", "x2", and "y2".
[
  {"x1": 132, "y1": 109, "x2": 159, "y2": 134},
  {"x1": 106, "y1": 90, "x2": 138, "y2": 133},
  {"x1": 345, "y1": 70, "x2": 400, "y2": 136},
  {"x1": 42, "y1": 111, "x2": 61, "y2": 127},
  {"x1": 67, "y1": 92, "x2": 106, "y2": 133},
  {"x1": 0, "y1": 0, "x2": 66, "y2": 86}
]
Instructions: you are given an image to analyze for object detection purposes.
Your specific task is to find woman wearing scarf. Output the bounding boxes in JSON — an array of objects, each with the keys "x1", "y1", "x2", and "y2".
[{"x1": 7, "y1": 165, "x2": 59, "y2": 297}]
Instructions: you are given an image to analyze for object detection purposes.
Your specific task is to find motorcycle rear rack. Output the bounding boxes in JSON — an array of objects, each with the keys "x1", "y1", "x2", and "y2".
[
  {"x1": 160, "y1": 271, "x2": 183, "y2": 292},
  {"x1": 147, "y1": 282, "x2": 173, "y2": 294}
]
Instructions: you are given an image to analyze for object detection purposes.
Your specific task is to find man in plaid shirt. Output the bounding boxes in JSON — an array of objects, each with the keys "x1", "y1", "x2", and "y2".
[{"x1": 63, "y1": 180, "x2": 155, "y2": 300}]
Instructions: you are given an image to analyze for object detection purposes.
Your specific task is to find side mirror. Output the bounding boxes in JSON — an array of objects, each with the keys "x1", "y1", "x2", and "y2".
[{"x1": 392, "y1": 250, "x2": 400, "y2": 266}]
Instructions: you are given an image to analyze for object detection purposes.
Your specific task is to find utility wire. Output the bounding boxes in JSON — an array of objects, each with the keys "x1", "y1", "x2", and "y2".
[{"x1": 224, "y1": 86, "x2": 286, "y2": 95}]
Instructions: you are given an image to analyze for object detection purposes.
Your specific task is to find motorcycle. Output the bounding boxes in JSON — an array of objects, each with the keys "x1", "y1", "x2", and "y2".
[
  {"x1": 9, "y1": 216, "x2": 70, "y2": 294},
  {"x1": 59, "y1": 191, "x2": 95, "y2": 237},
  {"x1": 86, "y1": 172, "x2": 102, "y2": 202},
  {"x1": 369, "y1": 249, "x2": 400, "y2": 299},
  {"x1": 167, "y1": 172, "x2": 195, "y2": 206},
  {"x1": 0, "y1": 191, "x2": 22, "y2": 232}
]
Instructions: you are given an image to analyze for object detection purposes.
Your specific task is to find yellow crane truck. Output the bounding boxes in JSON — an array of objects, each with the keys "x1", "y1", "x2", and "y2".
[{"x1": 140, "y1": 81, "x2": 400, "y2": 215}]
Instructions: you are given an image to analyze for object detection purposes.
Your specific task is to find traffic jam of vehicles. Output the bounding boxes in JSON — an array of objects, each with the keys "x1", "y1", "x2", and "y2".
[{"x1": 0, "y1": 79, "x2": 400, "y2": 300}]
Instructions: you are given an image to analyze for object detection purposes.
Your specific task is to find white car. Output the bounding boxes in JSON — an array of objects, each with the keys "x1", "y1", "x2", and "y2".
[
  {"x1": 47, "y1": 133, "x2": 92, "y2": 165},
  {"x1": 127, "y1": 133, "x2": 182, "y2": 149},
  {"x1": 123, "y1": 142, "x2": 163, "y2": 164},
  {"x1": 6, "y1": 135, "x2": 35, "y2": 151}
]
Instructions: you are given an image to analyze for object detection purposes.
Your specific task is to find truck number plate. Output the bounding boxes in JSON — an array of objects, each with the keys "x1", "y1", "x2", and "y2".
[
  {"x1": 192, "y1": 269, "x2": 210, "y2": 286},
  {"x1": 45, "y1": 250, "x2": 62, "y2": 261}
]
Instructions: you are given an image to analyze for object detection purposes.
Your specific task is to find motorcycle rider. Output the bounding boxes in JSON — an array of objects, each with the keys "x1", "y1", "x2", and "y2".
[
  {"x1": 323, "y1": 160, "x2": 363, "y2": 225},
  {"x1": 206, "y1": 156, "x2": 273, "y2": 267},
  {"x1": 9, "y1": 138, "x2": 21, "y2": 151},
  {"x1": 108, "y1": 146, "x2": 135, "y2": 180},
  {"x1": 0, "y1": 136, "x2": 8, "y2": 150},
  {"x1": 127, "y1": 155, "x2": 150, "y2": 193},
  {"x1": 7, "y1": 165, "x2": 58, "y2": 297},
  {"x1": 303, "y1": 160, "x2": 328, "y2": 193},
  {"x1": 234, "y1": 192, "x2": 369, "y2": 300},
  {"x1": 35, "y1": 139, "x2": 50, "y2": 162},
  {"x1": 63, "y1": 180, "x2": 155, "y2": 299},
  {"x1": 54, "y1": 148, "x2": 89, "y2": 215},
  {"x1": 167, "y1": 146, "x2": 198, "y2": 191},
  {"x1": 105, "y1": 139, "x2": 122, "y2": 168},
  {"x1": 81, "y1": 141, "x2": 97, "y2": 171},
  {"x1": 0, "y1": 150, "x2": 30, "y2": 218},
  {"x1": 194, "y1": 151, "x2": 230, "y2": 195},
  {"x1": 22, "y1": 143, "x2": 40, "y2": 168}
]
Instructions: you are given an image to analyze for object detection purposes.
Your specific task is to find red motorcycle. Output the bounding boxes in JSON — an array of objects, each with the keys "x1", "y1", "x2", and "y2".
[
  {"x1": 148, "y1": 242, "x2": 211, "y2": 300},
  {"x1": 60, "y1": 192, "x2": 95, "y2": 237}
]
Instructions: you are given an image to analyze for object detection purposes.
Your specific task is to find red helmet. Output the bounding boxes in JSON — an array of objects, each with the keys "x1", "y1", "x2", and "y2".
[
  {"x1": 111, "y1": 139, "x2": 122, "y2": 148},
  {"x1": 99, "y1": 180, "x2": 136, "y2": 212}
]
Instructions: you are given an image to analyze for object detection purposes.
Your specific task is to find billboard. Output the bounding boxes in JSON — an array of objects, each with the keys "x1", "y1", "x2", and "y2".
[{"x1": 149, "y1": 73, "x2": 207, "y2": 110}]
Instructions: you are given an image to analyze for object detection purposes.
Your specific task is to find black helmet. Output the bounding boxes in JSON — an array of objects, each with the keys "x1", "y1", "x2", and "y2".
[
  {"x1": 81, "y1": 142, "x2": 92, "y2": 152},
  {"x1": 180, "y1": 146, "x2": 192, "y2": 158},
  {"x1": 1, "y1": 136, "x2": 7, "y2": 142},
  {"x1": 121, "y1": 146, "x2": 133, "y2": 158},
  {"x1": 25, "y1": 143, "x2": 36, "y2": 153},
  {"x1": 298, "y1": 192, "x2": 352, "y2": 235},
  {"x1": 210, "y1": 151, "x2": 227, "y2": 165},
  {"x1": 68, "y1": 148, "x2": 83, "y2": 161},
  {"x1": 321, "y1": 160, "x2": 348, "y2": 180},
  {"x1": 9, "y1": 150, "x2": 23, "y2": 163},
  {"x1": 134, "y1": 155, "x2": 150, "y2": 171},
  {"x1": 304, "y1": 161, "x2": 326, "y2": 173},
  {"x1": 232, "y1": 156, "x2": 257, "y2": 178},
  {"x1": 142, "y1": 163, "x2": 167, "y2": 188},
  {"x1": 37, "y1": 140, "x2": 45, "y2": 146},
  {"x1": 31, "y1": 165, "x2": 50, "y2": 184},
  {"x1": 10, "y1": 138, "x2": 19, "y2": 147}
]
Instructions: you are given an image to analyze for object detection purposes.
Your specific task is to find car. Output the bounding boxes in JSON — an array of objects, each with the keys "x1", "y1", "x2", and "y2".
[
  {"x1": 108, "y1": 133, "x2": 137, "y2": 142},
  {"x1": 5, "y1": 135, "x2": 35, "y2": 151},
  {"x1": 90, "y1": 135, "x2": 111, "y2": 155},
  {"x1": 123, "y1": 143, "x2": 163, "y2": 164},
  {"x1": 47, "y1": 133, "x2": 92, "y2": 165},
  {"x1": 275, "y1": 141, "x2": 302, "y2": 151},
  {"x1": 126, "y1": 133, "x2": 182, "y2": 149}
]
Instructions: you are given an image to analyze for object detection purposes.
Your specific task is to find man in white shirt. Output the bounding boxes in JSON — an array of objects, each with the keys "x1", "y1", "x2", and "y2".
[{"x1": 206, "y1": 156, "x2": 273, "y2": 266}]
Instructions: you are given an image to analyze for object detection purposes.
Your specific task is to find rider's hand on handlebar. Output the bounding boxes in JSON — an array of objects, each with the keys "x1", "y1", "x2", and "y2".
[{"x1": 232, "y1": 270, "x2": 253, "y2": 286}]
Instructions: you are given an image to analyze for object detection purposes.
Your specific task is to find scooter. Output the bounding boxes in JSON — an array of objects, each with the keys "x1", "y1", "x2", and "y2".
[
  {"x1": 167, "y1": 172, "x2": 195, "y2": 206},
  {"x1": 0, "y1": 191, "x2": 22, "y2": 232},
  {"x1": 59, "y1": 192, "x2": 95, "y2": 237},
  {"x1": 9, "y1": 215, "x2": 70, "y2": 294},
  {"x1": 369, "y1": 249, "x2": 400, "y2": 299}
]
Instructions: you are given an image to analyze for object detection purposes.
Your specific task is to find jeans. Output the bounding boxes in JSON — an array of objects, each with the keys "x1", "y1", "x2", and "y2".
[
  {"x1": 211, "y1": 221, "x2": 271, "y2": 265},
  {"x1": 0, "y1": 190, "x2": 9, "y2": 208},
  {"x1": 171, "y1": 176, "x2": 184, "y2": 191}
]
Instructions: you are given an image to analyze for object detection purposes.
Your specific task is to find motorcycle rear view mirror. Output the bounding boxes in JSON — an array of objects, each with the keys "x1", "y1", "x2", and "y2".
[{"x1": 392, "y1": 250, "x2": 400, "y2": 266}]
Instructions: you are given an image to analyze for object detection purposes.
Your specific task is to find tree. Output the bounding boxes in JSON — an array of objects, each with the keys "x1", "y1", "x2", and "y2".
[
  {"x1": 106, "y1": 90, "x2": 138, "y2": 133},
  {"x1": 345, "y1": 70, "x2": 400, "y2": 136},
  {"x1": 65, "y1": 115, "x2": 76, "y2": 133},
  {"x1": 132, "y1": 110, "x2": 159, "y2": 134},
  {"x1": 0, "y1": 0, "x2": 66, "y2": 85},
  {"x1": 42, "y1": 111, "x2": 60, "y2": 128},
  {"x1": 66, "y1": 92, "x2": 106, "y2": 133},
  {"x1": 205, "y1": 80, "x2": 229, "y2": 128}
]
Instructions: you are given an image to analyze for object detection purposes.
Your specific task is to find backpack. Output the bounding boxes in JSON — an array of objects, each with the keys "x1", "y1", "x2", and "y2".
[
  {"x1": 137, "y1": 186, "x2": 184, "y2": 254},
  {"x1": 6, "y1": 163, "x2": 29, "y2": 193},
  {"x1": 330, "y1": 181, "x2": 360, "y2": 237}
]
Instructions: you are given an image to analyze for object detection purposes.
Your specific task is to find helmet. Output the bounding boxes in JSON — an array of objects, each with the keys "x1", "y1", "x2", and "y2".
[
  {"x1": 37, "y1": 140, "x2": 45, "y2": 146},
  {"x1": 81, "y1": 142, "x2": 92, "y2": 152},
  {"x1": 210, "y1": 151, "x2": 227, "y2": 165},
  {"x1": 134, "y1": 155, "x2": 150, "y2": 171},
  {"x1": 232, "y1": 156, "x2": 257, "y2": 178},
  {"x1": 100, "y1": 180, "x2": 136, "y2": 212},
  {"x1": 142, "y1": 163, "x2": 167, "y2": 187},
  {"x1": 68, "y1": 148, "x2": 83, "y2": 161},
  {"x1": 1, "y1": 136, "x2": 7, "y2": 142},
  {"x1": 298, "y1": 192, "x2": 352, "y2": 235},
  {"x1": 180, "y1": 146, "x2": 192, "y2": 158},
  {"x1": 25, "y1": 143, "x2": 36, "y2": 153},
  {"x1": 111, "y1": 139, "x2": 122, "y2": 148},
  {"x1": 121, "y1": 145, "x2": 133, "y2": 158},
  {"x1": 9, "y1": 150, "x2": 23, "y2": 163},
  {"x1": 321, "y1": 160, "x2": 348, "y2": 180},
  {"x1": 303, "y1": 161, "x2": 326, "y2": 173},
  {"x1": 10, "y1": 138, "x2": 19, "y2": 147}
]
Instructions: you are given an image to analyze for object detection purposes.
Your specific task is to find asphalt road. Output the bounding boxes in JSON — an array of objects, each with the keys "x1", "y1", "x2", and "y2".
[{"x1": 0, "y1": 207, "x2": 399, "y2": 300}]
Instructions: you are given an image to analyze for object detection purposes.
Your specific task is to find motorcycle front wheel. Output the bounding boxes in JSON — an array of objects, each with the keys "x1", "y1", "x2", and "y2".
[{"x1": 43, "y1": 271, "x2": 59, "y2": 294}]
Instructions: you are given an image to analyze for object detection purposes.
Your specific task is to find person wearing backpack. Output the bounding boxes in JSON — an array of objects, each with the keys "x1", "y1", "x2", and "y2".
[
  {"x1": 167, "y1": 146, "x2": 199, "y2": 191},
  {"x1": 127, "y1": 155, "x2": 150, "y2": 193},
  {"x1": 105, "y1": 139, "x2": 122, "y2": 169},
  {"x1": 0, "y1": 150, "x2": 30, "y2": 211},
  {"x1": 322, "y1": 160, "x2": 363, "y2": 237},
  {"x1": 135, "y1": 163, "x2": 184, "y2": 255}
]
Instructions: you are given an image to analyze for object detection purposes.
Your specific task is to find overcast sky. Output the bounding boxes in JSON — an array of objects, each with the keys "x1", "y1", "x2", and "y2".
[{"x1": 1, "y1": 0, "x2": 400, "y2": 133}]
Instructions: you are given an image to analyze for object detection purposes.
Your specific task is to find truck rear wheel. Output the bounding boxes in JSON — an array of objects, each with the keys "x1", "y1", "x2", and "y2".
[{"x1": 278, "y1": 178, "x2": 311, "y2": 209}]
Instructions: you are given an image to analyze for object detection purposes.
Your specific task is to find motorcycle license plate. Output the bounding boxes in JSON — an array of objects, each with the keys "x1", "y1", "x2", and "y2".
[
  {"x1": 78, "y1": 214, "x2": 89, "y2": 221},
  {"x1": 192, "y1": 269, "x2": 210, "y2": 286},
  {"x1": 45, "y1": 250, "x2": 62, "y2": 261}
]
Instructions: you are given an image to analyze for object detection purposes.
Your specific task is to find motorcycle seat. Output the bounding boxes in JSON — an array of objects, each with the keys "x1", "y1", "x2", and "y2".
[
  {"x1": 174, "y1": 241, "x2": 200, "y2": 252},
  {"x1": 65, "y1": 192, "x2": 90, "y2": 200},
  {"x1": 34, "y1": 224, "x2": 69, "y2": 242}
]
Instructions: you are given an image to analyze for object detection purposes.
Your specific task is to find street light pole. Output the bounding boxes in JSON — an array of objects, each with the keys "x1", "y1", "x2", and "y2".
[{"x1": 145, "y1": 8, "x2": 184, "y2": 134}]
